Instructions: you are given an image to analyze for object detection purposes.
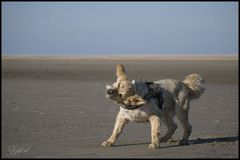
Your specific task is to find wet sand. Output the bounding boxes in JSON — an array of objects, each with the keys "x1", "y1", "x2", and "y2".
[{"x1": 2, "y1": 56, "x2": 238, "y2": 158}]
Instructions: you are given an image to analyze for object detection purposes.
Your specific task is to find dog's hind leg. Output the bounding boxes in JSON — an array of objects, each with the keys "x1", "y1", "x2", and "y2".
[
  {"x1": 149, "y1": 115, "x2": 161, "y2": 149},
  {"x1": 175, "y1": 99, "x2": 192, "y2": 145},
  {"x1": 160, "y1": 98, "x2": 179, "y2": 143},
  {"x1": 102, "y1": 112, "x2": 128, "y2": 147},
  {"x1": 160, "y1": 115, "x2": 177, "y2": 143}
]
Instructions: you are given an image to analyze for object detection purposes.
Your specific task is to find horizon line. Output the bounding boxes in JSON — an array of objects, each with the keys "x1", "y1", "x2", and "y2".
[{"x1": 2, "y1": 55, "x2": 238, "y2": 61}]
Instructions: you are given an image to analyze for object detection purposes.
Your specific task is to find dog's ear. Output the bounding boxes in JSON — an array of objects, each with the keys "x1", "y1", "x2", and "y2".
[{"x1": 116, "y1": 64, "x2": 128, "y2": 80}]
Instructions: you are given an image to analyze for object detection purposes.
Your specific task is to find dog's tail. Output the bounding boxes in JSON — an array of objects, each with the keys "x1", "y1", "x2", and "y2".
[{"x1": 182, "y1": 73, "x2": 205, "y2": 99}]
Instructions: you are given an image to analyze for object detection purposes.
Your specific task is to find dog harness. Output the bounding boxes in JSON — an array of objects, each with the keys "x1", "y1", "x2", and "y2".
[{"x1": 121, "y1": 81, "x2": 164, "y2": 110}]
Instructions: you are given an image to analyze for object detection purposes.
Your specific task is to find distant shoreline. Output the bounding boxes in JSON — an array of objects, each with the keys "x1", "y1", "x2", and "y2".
[{"x1": 2, "y1": 55, "x2": 238, "y2": 61}]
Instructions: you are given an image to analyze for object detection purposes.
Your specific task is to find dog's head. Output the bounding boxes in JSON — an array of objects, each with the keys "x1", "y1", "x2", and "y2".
[{"x1": 105, "y1": 64, "x2": 146, "y2": 106}]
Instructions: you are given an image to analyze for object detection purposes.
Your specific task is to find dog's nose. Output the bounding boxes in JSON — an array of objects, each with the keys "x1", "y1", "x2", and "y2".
[
  {"x1": 107, "y1": 89, "x2": 114, "y2": 95},
  {"x1": 106, "y1": 84, "x2": 112, "y2": 90}
]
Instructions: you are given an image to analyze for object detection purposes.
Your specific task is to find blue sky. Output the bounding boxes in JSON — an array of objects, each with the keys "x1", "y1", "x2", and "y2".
[{"x1": 2, "y1": 2, "x2": 238, "y2": 56}]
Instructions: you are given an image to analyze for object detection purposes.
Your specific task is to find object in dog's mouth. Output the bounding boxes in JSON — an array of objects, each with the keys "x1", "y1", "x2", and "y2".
[
  {"x1": 105, "y1": 84, "x2": 146, "y2": 106},
  {"x1": 124, "y1": 95, "x2": 147, "y2": 106}
]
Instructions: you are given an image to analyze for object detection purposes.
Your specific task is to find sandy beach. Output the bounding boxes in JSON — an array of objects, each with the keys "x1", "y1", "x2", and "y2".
[{"x1": 2, "y1": 56, "x2": 238, "y2": 158}]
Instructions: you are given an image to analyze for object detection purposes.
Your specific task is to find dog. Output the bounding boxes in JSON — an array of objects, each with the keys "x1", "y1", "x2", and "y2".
[{"x1": 102, "y1": 64, "x2": 205, "y2": 149}]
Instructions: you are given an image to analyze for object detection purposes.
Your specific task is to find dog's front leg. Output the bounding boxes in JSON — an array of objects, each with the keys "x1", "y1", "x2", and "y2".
[
  {"x1": 149, "y1": 115, "x2": 161, "y2": 149},
  {"x1": 102, "y1": 112, "x2": 128, "y2": 147}
]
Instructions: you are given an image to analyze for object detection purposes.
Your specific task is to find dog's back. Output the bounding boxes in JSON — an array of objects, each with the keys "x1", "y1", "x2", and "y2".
[{"x1": 154, "y1": 73, "x2": 205, "y2": 107}]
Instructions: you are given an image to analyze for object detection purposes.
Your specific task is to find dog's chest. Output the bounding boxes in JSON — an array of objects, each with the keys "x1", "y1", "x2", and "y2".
[{"x1": 120, "y1": 108, "x2": 150, "y2": 122}]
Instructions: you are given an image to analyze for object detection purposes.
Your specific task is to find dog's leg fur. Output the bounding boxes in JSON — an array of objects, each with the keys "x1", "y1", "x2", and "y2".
[
  {"x1": 160, "y1": 98, "x2": 178, "y2": 143},
  {"x1": 160, "y1": 115, "x2": 177, "y2": 143},
  {"x1": 149, "y1": 115, "x2": 161, "y2": 149},
  {"x1": 102, "y1": 112, "x2": 128, "y2": 147},
  {"x1": 176, "y1": 99, "x2": 192, "y2": 145}
]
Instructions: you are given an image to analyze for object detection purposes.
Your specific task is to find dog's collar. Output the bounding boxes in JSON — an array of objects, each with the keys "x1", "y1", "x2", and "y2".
[{"x1": 120, "y1": 104, "x2": 144, "y2": 110}]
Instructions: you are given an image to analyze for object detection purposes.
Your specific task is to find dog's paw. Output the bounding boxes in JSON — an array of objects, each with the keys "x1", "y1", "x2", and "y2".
[
  {"x1": 149, "y1": 143, "x2": 160, "y2": 149},
  {"x1": 159, "y1": 137, "x2": 168, "y2": 143},
  {"x1": 168, "y1": 138, "x2": 179, "y2": 143},
  {"x1": 177, "y1": 139, "x2": 189, "y2": 145},
  {"x1": 101, "y1": 141, "x2": 114, "y2": 147}
]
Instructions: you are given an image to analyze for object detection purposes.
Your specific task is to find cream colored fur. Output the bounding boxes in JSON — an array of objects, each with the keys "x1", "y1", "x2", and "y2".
[
  {"x1": 103, "y1": 65, "x2": 205, "y2": 149},
  {"x1": 106, "y1": 64, "x2": 146, "y2": 106}
]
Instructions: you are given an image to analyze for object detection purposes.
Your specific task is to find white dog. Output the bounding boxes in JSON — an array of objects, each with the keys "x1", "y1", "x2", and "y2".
[{"x1": 102, "y1": 64, "x2": 205, "y2": 149}]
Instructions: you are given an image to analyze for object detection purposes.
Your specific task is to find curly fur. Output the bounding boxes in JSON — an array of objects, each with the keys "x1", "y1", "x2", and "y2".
[{"x1": 103, "y1": 65, "x2": 205, "y2": 149}]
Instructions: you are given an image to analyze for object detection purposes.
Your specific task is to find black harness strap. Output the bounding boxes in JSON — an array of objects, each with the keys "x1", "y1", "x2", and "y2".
[{"x1": 144, "y1": 82, "x2": 163, "y2": 109}]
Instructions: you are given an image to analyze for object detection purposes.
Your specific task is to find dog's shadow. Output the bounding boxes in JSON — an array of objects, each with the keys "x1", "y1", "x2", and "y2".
[
  {"x1": 114, "y1": 135, "x2": 238, "y2": 148},
  {"x1": 188, "y1": 135, "x2": 238, "y2": 145}
]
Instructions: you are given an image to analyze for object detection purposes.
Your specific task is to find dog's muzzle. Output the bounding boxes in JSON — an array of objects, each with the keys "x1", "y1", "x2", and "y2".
[
  {"x1": 106, "y1": 89, "x2": 114, "y2": 95},
  {"x1": 105, "y1": 84, "x2": 116, "y2": 96},
  {"x1": 105, "y1": 84, "x2": 117, "y2": 98}
]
